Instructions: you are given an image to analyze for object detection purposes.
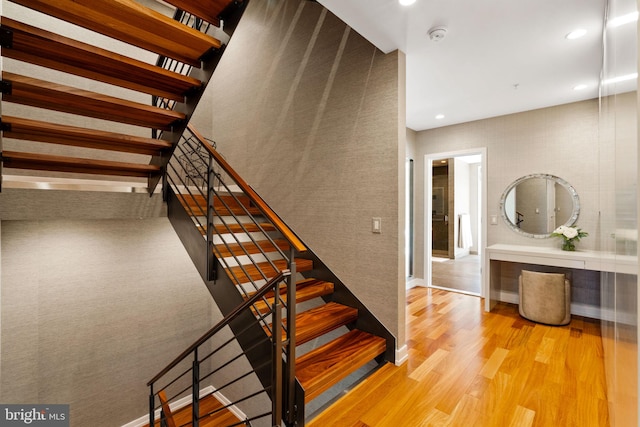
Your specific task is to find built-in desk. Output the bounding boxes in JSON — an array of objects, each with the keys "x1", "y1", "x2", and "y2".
[{"x1": 485, "y1": 244, "x2": 637, "y2": 315}]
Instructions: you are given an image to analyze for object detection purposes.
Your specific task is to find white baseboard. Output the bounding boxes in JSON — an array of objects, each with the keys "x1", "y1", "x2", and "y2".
[
  {"x1": 406, "y1": 277, "x2": 425, "y2": 289},
  {"x1": 395, "y1": 344, "x2": 408, "y2": 366},
  {"x1": 430, "y1": 284, "x2": 480, "y2": 297},
  {"x1": 496, "y1": 291, "x2": 519, "y2": 305},
  {"x1": 211, "y1": 388, "x2": 247, "y2": 422},
  {"x1": 122, "y1": 385, "x2": 246, "y2": 427},
  {"x1": 497, "y1": 291, "x2": 606, "y2": 321}
]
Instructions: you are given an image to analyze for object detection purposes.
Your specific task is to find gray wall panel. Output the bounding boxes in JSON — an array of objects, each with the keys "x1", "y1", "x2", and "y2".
[{"x1": 1, "y1": 218, "x2": 219, "y2": 426}]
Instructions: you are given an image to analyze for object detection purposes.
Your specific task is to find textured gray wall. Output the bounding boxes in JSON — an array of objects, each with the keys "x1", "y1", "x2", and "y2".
[
  {"x1": 0, "y1": 188, "x2": 166, "y2": 220},
  {"x1": 193, "y1": 0, "x2": 406, "y2": 347},
  {"x1": 0, "y1": 218, "x2": 219, "y2": 426}
]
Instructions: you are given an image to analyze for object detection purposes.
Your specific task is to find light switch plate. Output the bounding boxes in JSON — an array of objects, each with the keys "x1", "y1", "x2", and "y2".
[{"x1": 372, "y1": 217, "x2": 382, "y2": 233}]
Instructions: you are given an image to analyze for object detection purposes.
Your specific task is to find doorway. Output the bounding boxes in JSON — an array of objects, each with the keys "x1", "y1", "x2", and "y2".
[{"x1": 425, "y1": 148, "x2": 487, "y2": 297}]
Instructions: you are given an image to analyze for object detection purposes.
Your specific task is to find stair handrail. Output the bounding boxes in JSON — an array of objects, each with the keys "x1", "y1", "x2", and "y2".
[
  {"x1": 148, "y1": 269, "x2": 289, "y2": 385},
  {"x1": 147, "y1": 270, "x2": 290, "y2": 427},
  {"x1": 187, "y1": 124, "x2": 307, "y2": 253},
  {"x1": 165, "y1": 126, "x2": 302, "y2": 423}
]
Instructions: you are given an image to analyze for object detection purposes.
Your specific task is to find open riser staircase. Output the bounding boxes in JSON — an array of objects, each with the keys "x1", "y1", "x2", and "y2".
[
  {"x1": 0, "y1": 1, "x2": 395, "y2": 425},
  {"x1": 159, "y1": 125, "x2": 395, "y2": 424},
  {"x1": 0, "y1": 0, "x2": 241, "y2": 189}
]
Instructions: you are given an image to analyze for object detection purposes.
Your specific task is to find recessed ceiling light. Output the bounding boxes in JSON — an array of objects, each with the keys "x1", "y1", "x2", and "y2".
[
  {"x1": 399, "y1": 0, "x2": 416, "y2": 5},
  {"x1": 603, "y1": 73, "x2": 638, "y2": 85},
  {"x1": 435, "y1": 114, "x2": 445, "y2": 120},
  {"x1": 608, "y1": 11, "x2": 639, "y2": 28},
  {"x1": 565, "y1": 29, "x2": 587, "y2": 39},
  {"x1": 440, "y1": 160, "x2": 447, "y2": 164},
  {"x1": 573, "y1": 84, "x2": 588, "y2": 91}
]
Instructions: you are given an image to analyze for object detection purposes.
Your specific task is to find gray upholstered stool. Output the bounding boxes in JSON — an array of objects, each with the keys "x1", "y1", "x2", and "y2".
[{"x1": 518, "y1": 270, "x2": 571, "y2": 325}]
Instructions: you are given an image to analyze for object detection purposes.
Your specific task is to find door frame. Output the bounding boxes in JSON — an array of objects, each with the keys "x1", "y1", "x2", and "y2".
[{"x1": 425, "y1": 147, "x2": 487, "y2": 297}]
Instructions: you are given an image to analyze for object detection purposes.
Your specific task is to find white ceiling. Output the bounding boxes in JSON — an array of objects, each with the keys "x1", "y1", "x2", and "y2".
[{"x1": 318, "y1": 0, "x2": 638, "y2": 131}]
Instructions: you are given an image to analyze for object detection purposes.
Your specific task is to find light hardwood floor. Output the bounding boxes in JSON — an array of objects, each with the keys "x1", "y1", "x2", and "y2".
[{"x1": 308, "y1": 287, "x2": 609, "y2": 427}]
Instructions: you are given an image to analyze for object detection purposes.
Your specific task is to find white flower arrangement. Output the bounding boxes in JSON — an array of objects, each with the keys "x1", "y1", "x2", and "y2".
[{"x1": 551, "y1": 225, "x2": 588, "y2": 251}]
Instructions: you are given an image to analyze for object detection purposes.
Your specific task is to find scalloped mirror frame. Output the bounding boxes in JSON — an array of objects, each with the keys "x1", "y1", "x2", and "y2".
[{"x1": 499, "y1": 173, "x2": 580, "y2": 239}]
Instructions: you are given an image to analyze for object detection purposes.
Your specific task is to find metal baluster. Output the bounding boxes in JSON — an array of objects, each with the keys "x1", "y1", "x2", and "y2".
[
  {"x1": 149, "y1": 384, "x2": 155, "y2": 427},
  {"x1": 272, "y1": 279, "x2": 283, "y2": 426},
  {"x1": 286, "y1": 249, "x2": 297, "y2": 424},
  {"x1": 207, "y1": 154, "x2": 216, "y2": 281},
  {"x1": 192, "y1": 349, "x2": 200, "y2": 427}
]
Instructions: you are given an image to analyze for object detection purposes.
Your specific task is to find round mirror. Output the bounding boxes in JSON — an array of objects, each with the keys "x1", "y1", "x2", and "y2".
[{"x1": 499, "y1": 174, "x2": 580, "y2": 238}]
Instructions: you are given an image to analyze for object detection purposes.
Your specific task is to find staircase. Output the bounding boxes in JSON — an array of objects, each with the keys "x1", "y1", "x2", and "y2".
[
  {"x1": 161, "y1": 126, "x2": 394, "y2": 424},
  {"x1": 0, "y1": 0, "x2": 237, "y2": 189},
  {"x1": 0, "y1": 1, "x2": 394, "y2": 425}
]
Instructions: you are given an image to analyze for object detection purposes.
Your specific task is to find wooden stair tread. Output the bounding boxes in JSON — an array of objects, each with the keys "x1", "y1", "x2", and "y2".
[
  {"x1": 213, "y1": 205, "x2": 262, "y2": 216},
  {"x1": 162, "y1": 0, "x2": 239, "y2": 27},
  {"x1": 226, "y1": 258, "x2": 313, "y2": 284},
  {"x1": 215, "y1": 238, "x2": 290, "y2": 258},
  {"x1": 1, "y1": 151, "x2": 160, "y2": 177},
  {"x1": 146, "y1": 393, "x2": 241, "y2": 427},
  {"x1": 199, "y1": 223, "x2": 277, "y2": 235},
  {"x1": 183, "y1": 193, "x2": 253, "y2": 208},
  {"x1": 2, "y1": 72, "x2": 185, "y2": 130},
  {"x1": 249, "y1": 278, "x2": 334, "y2": 315},
  {"x1": 270, "y1": 302, "x2": 358, "y2": 346},
  {"x1": 1, "y1": 116, "x2": 172, "y2": 155},
  {"x1": 296, "y1": 329, "x2": 386, "y2": 403},
  {"x1": 10, "y1": 0, "x2": 222, "y2": 67},
  {"x1": 178, "y1": 193, "x2": 262, "y2": 217},
  {"x1": 1, "y1": 17, "x2": 202, "y2": 101},
  {"x1": 184, "y1": 203, "x2": 262, "y2": 218}
]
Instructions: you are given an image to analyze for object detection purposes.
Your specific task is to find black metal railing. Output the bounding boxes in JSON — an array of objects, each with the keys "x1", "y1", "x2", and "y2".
[
  {"x1": 160, "y1": 125, "x2": 306, "y2": 425},
  {"x1": 165, "y1": 126, "x2": 305, "y2": 296},
  {"x1": 152, "y1": 8, "x2": 217, "y2": 112},
  {"x1": 148, "y1": 271, "x2": 289, "y2": 427},
  {"x1": 146, "y1": 1, "x2": 248, "y2": 192}
]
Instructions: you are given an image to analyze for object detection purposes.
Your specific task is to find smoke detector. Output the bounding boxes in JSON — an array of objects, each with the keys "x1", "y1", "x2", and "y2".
[{"x1": 428, "y1": 26, "x2": 447, "y2": 42}]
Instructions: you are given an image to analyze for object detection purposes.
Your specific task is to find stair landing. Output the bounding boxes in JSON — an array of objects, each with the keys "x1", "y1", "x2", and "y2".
[{"x1": 146, "y1": 393, "x2": 241, "y2": 427}]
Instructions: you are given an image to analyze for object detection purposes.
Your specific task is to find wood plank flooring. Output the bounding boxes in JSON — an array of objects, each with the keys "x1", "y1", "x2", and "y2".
[{"x1": 308, "y1": 287, "x2": 609, "y2": 427}]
